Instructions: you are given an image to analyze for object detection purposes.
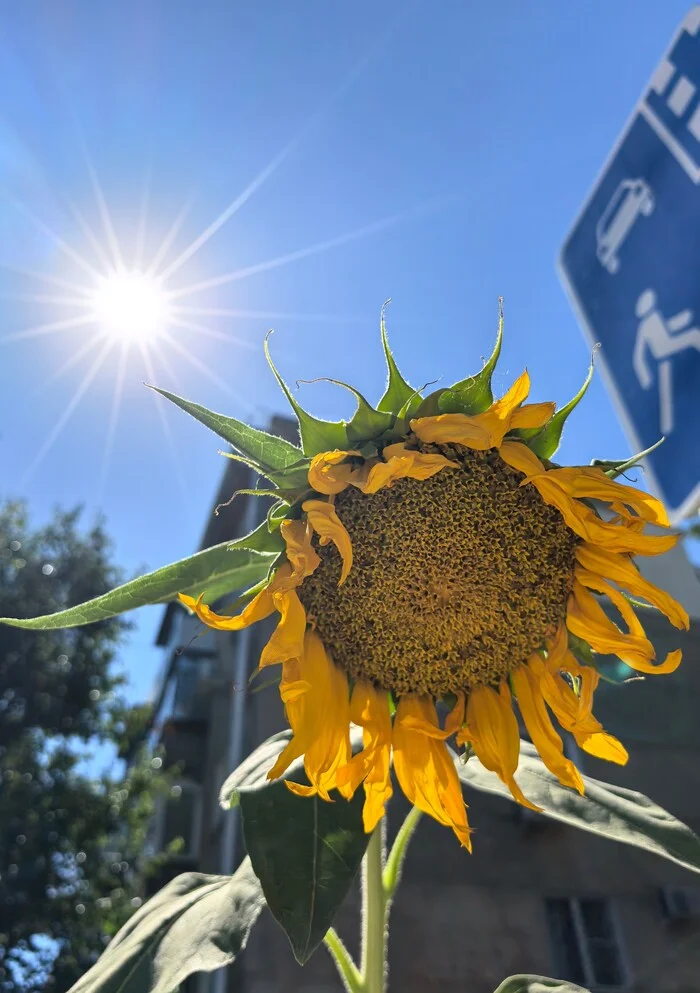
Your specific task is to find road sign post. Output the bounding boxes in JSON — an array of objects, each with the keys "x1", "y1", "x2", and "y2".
[{"x1": 559, "y1": 6, "x2": 700, "y2": 525}]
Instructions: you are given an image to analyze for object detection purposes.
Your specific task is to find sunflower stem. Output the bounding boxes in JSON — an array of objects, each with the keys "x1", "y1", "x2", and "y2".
[
  {"x1": 324, "y1": 927, "x2": 363, "y2": 993},
  {"x1": 361, "y1": 822, "x2": 387, "y2": 993},
  {"x1": 383, "y1": 806, "x2": 422, "y2": 898}
]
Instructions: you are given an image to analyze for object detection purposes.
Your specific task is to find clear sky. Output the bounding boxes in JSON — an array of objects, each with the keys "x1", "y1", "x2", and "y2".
[{"x1": 1, "y1": 1, "x2": 693, "y2": 703}]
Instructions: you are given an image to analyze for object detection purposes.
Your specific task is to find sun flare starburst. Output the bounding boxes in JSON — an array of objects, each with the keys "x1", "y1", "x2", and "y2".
[{"x1": 89, "y1": 270, "x2": 172, "y2": 343}]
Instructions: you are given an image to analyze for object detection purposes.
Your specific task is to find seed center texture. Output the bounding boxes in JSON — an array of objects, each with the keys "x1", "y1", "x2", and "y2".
[{"x1": 298, "y1": 446, "x2": 578, "y2": 697}]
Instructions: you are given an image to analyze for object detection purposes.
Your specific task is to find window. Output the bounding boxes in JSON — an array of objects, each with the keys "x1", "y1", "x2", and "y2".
[{"x1": 546, "y1": 897, "x2": 627, "y2": 989}]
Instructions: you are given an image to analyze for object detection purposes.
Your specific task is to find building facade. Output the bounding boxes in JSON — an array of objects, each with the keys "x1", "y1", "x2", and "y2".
[{"x1": 148, "y1": 417, "x2": 700, "y2": 993}]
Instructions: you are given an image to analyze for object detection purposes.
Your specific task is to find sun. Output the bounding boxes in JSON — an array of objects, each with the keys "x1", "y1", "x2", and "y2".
[{"x1": 89, "y1": 270, "x2": 172, "y2": 343}]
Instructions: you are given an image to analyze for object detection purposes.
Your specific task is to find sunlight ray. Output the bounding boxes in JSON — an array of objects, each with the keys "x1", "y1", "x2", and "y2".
[
  {"x1": 173, "y1": 305, "x2": 371, "y2": 324},
  {"x1": 0, "y1": 291, "x2": 93, "y2": 307},
  {"x1": 41, "y1": 333, "x2": 104, "y2": 389},
  {"x1": 0, "y1": 264, "x2": 94, "y2": 298},
  {"x1": 160, "y1": 330, "x2": 238, "y2": 397},
  {"x1": 139, "y1": 341, "x2": 191, "y2": 507},
  {"x1": 157, "y1": 8, "x2": 407, "y2": 285},
  {"x1": 169, "y1": 316, "x2": 255, "y2": 350},
  {"x1": 7, "y1": 195, "x2": 103, "y2": 280},
  {"x1": 134, "y1": 170, "x2": 152, "y2": 270},
  {"x1": 84, "y1": 155, "x2": 125, "y2": 270},
  {"x1": 67, "y1": 200, "x2": 114, "y2": 273},
  {"x1": 153, "y1": 342, "x2": 185, "y2": 394},
  {"x1": 98, "y1": 343, "x2": 129, "y2": 499},
  {"x1": 171, "y1": 198, "x2": 452, "y2": 299},
  {"x1": 157, "y1": 149, "x2": 292, "y2": 283},
  {"x1": 145, "y1": 200, "x2": 192, "y2": 278},
  {"x1": 21, "y1": 338, "x2": 114, "y2": 485},
  {"x1": 0, "y1": 313, "x2": 95, "y2": 345}
]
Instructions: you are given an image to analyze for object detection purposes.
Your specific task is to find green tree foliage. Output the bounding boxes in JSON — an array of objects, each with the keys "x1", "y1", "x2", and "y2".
[{"x1": 0, "y1": 502, "x2": 174, "y2": 993}]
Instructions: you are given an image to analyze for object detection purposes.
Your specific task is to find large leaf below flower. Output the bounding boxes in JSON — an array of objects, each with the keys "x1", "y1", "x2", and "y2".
[
  {"x1": 68, "y1": 860, "x2": 264, "y2": 993},
  {"x1": 456, "y1": 741, "x2": 700, "y2": 875},
  {"x1": 493, "y1": 976, "x2": 590, "y2": 993},
  {"x1": 220, "y1": 729, "x2": 368, "y2": 964},
  {"x1": 0, "y1": 536, "x2": 279, "y2": 629}
]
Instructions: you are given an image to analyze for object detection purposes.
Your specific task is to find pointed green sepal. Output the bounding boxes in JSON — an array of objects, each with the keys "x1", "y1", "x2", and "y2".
[
  {"x1": 376, "y1": 300, "x2": 417, "y2": 414},
  {"x1": 591, "y1": 438, "x2": 664, "y2": 479},
  {"x1": 299, "y1": 377, "x2": 393, "y2": 444},
  {"x1": 436, "y1": 298, "x2": 504, "y2": 415},
  {"x1": 148, "y1": 385, "x2": 304, "y2": 476},
  {"x1": 264, "y1": 333, "x2": 349, "y2": 456},
  {"x1": 526, "y1": 352, "x2": 595, "y2": 458}
]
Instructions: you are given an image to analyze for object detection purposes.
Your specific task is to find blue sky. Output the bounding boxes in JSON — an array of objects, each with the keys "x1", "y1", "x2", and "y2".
[{"x1": 1, "y1": 1, "x2": 693, "y2": 703}]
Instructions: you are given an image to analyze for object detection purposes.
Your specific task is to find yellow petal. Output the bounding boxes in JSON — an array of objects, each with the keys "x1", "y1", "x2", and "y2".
[
  {"x1": 356, "y1": 443, "x2": 457, "y2": 494},
  {"x1": 302, "y1": 498, "x2": 353, "y2": 585},
  {"x1": 308, "y1": 450, "x2": 361, "y2": 495},
  {"x1": 567, "y1": 577, "x2": 654, "y2": 668},
  {"x1": 466, "y1": 682, "x2": 541, "y2": 811},
  {"x1": 575, "y1": 543, "x2": 689, "y2": 631},
  {"x1": 337, "y1": 682, "x2": 393, "y2": 831},
  {"x1": 259, "y1": 587, "x2": 307, "y2": 668},
  {"x1": 178, "y1": 563, "x2": 295, "y2": 631},
  {"x1": 511, "y1": 661, "x2": 584, "y2": 794},
  {"x1": 280, "y1": 518, "x2": 321, "y2": 582},
  {"x1": 544, "y1": 623, "x2": 570, "y2": 671},
  {"x1": 444, "y1": 692, "x2": 466, "y2": 736},
  {"x1": 393, "y1": 695, "x2": 472, "y2": 850},
  {"x1": 499, "y1": 439, "x2": 549, "y2": 476},
  {"x1": 547, "y1": 466, "x2": 670, "y2": 528},
  {"x1": 578, "y1": 731, "x2": 629, "y2": 765},
  {"x1": 508, "y1": 401, "x2": 556, "y2": 431},
  {"x1": 267, "y1": 631, "x2": 351, "y2": 800},
  {"x1": 411, "y1": 371, "x2": 531, "y2": 451}
]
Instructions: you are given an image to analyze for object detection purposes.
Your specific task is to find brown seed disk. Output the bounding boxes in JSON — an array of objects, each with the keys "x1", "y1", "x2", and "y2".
[{"x1": 298, "y1": 445, "x2": 578, "y2": 698}]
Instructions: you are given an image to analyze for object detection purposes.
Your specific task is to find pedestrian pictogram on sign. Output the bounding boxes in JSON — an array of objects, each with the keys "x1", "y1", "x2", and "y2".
[{"x1": 559, "y1": 6, "x2": 700, "y2": 524}]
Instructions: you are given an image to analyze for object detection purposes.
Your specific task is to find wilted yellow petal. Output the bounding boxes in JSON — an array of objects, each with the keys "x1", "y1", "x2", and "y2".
[
  {"x1": 393, "y1": 695, "x2": 472, "y2": 850},
  {"x1": 548, "y1": 466, "x2": 670, "y2": 528},
  {"x1": 411, "y1": 371, "x2": 531, "y2": 451},
  {"x1": 511, "y1": 661, "x2": 584, "y2": 794},
  {"x1": 508, "y1": 401, "x2": 555, "y2": 430},
  {"x1": 302, "y1": 498, "x2": 353, "y2": 585},
  {"x1": 465, "y1": 682, "x2": 541, "y2": 811},
  {"x1": 567, "y1": 576, "x2": 654, "y2": 668},
  {"x1": 337, "y1": 682, "x2": 393, "y2": 831},
  {"x1": 308, "y1": 450, "x2": 361, "y2": 495},
  {"x1": 575, "y1": 543, "x2": 689, "y2": 631},
  {"x1": 259, "y1": 587, "x2": 307, "y2": 668},
  {"x1": 268, "y1": 630, "x2": 351, "y2": 800},
  {"x1": 280, "y1": 518, "x2": 321, "y2": 582},
  {"x1": 178, "y1": 563, "x2": 297, "y2": 631},
  {"x1": 356, "y1": 443, "x2": 457, "y2": 494}
]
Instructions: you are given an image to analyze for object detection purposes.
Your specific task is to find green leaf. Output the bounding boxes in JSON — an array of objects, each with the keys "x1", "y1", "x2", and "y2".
[
  {"x1": 264, "y1": 333, "x2": 349, "y2": 456},
  {"x1": 376, "y1": 300, "x2": 416, "y2": 414},
  {"x1": 68, "y1": 861, "x2": 264, "y2": 993},
  {"x1": 456, "y1": 740, "x2": 700, "y2": 875},
  {"x1": 219, "y1": 729, "x2": 368, "y2": 964},
  {"x1": 493, "y1": 975, "x2": 591, "y2": 993},
  {"x1": 527, "y1": 354, "x2": 595, "y2": 458},
  {"x1": 149, "y1": 385, "x2": 303, "y2": 474},
  {"x1": 0, "y1": 543, "x2": 278, "y2": 630},
  {"x1": 591, "y1": 437, "x2": 664, "y2": 479},
  {"x1": 437, "y1": 298, "x2": 504, "y2": 415}
]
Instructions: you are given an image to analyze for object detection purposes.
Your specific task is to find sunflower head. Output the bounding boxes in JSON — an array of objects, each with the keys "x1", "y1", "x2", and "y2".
[{"x1": 179, "y1": 303, "x2": 689, "y2": 849}]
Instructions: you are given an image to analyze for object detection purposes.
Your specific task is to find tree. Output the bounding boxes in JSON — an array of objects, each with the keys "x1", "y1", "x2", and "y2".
[{"x1": 0, "y1": 501, "x2": 174, "y2": 993}]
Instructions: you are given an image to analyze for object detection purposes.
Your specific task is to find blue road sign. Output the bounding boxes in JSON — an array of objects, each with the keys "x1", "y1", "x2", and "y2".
[{"x1": 559, "y1": 6, "x2": 700, "y2": 524}]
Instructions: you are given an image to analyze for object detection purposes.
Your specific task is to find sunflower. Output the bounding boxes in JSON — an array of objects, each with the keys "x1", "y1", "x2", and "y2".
[{"x1": 179, "y1": 311, "x2": 689, "y2": 850}]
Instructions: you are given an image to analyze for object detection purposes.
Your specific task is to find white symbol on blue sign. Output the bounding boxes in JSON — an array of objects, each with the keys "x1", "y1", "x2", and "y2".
[
  {"x1": 596, "y1": 180, "x2": 654, "y2": 274},
  {"x1": 633, "y1": 289, "x2": 700, "y2": 436},
  {"x1": 559, "y1": 6, "x2": 700, "y2": 523}
]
